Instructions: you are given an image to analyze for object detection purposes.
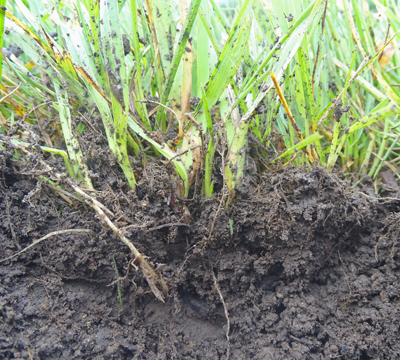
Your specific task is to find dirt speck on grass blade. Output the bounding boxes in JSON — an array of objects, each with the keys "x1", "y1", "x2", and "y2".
[{"x1": 1, "y1": 157, "x2": 400, "y2": 359}]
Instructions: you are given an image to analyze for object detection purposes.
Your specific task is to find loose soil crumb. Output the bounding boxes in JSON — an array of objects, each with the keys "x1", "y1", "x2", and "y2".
[{"x1": 1, "y1": 156, "x2": 400, "y2": 359}]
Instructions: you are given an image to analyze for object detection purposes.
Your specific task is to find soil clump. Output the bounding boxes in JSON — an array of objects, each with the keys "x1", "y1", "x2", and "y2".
[{"x1": 1, "y1": 154, "x2": 400, "y2": 359}]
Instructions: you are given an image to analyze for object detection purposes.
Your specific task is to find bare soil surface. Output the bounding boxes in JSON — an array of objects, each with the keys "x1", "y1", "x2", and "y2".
[{"x1": 1, "y1": 152, "x2": 400, "y2": 359}]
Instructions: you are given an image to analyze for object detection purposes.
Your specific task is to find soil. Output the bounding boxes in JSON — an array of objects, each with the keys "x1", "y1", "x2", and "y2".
[{"x1": 1, "y1": 150, "x2": 400, "y2": 359}]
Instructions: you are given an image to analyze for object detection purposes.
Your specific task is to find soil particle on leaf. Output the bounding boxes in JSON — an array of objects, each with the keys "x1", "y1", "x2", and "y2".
[{"x1": 1, "y1": 160, "x2": 400, "y2": 359}]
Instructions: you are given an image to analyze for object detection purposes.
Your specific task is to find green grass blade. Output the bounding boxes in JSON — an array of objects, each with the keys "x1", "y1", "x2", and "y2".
[
  {"x1": 197, "y1": 6, "x2": 211, "y2": 95},
  {"x1": 150, "y1": 0, "x2": 176, "y2": 77},
  {"x1": 252, "y1": 0, "x2": 276, "y2": 46},
  {"x1": 130, "y1": 0, "x2": 152, "y2": 128},
  {"x1": 99, "y1": 0, "x2": 136, "y2": 188},
  {"x1": 208, "y1": 0, "x2": 230, "y2": 34},
  {"x1": 161, "y1": 0, "x2": 202, "y2": 103},
  {"x1": 0, "y1": 1, "x2": 6, "y2": 82},
  {"x1": 327, "y1": 47, "x2": 356, "y2": 171},
  {"x1": 227, "y1": 0, "x2": 326, "y2": 123},
  {"x1": 197, "y1": 16, "x2": 252, "y2": 114},
  {"x1": 271, "y1": 133, "x2": 324, "y2": 164},
  {"x1": 53, "y1": 82, "x2": 93, "y2": 189},
  {"x1": 270, "y1": 0, "x2": 288, "y2": 34},
  {"x1": 207, "y1": 0, "x2": 253, "y2": 65},
  {"x1": 201, "y1": 86, "x2": 215, "y2": 197},
  {"x1": 348, "y1": 102, "x2": 398, "y2": 135},
  {"x1": 127, "y1": 118, "x2": 190, "y2": 196},
  {"x1": 372, "y1": 135, "x2": 399, "y2": 179},
  {"x1": 5, "y1": 139, "x2": 76, "y2": 179},
  {"x1": 332, "y1": 58, "x2": 386, "y2": 102}
]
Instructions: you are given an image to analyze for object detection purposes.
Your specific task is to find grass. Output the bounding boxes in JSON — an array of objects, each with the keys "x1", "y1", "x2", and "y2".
[
  {"x1": 112, "y1": 256, "x2": 123, "y2": 311},
  {"x1": 2, "y1": 0, "x2": 400, "y2": 304},
  {"x1": 1, "y1": 0, "x2": 400, "y2": 199}
]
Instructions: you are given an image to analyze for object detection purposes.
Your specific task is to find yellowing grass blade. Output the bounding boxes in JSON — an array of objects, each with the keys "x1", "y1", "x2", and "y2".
[
  {"x1": 75, "y1": 65, "x2": 111, "y2": 104},
  {"x1": 5, "y1": 11, "x2": 42, "y2": 44},
  {"x1": 270, "y1": 72, "x2": 314, "y2": 163},
  {"x1": 0, "y1": 84, "x2": 26, "y2": 117}
]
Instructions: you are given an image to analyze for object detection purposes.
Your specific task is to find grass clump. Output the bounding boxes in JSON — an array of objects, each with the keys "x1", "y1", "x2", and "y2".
[
  {"x1": 2, "y1": 0, "x2": 400, "y2": 198},
  {"x1": 1, "y1": 0, "x2": 400, "y2": 297}
]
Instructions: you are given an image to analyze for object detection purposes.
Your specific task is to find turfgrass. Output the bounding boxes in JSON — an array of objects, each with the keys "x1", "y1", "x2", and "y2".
[
  {"x1": 2, "y1": 0, "x2": 400, "y2": 196},
  {"x1": 1, "y1": 0, "x2": 400, "y2": 299}
]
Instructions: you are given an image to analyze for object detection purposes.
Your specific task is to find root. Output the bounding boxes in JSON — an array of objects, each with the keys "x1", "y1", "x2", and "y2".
[
  {"x1": 211, "y1": 268, "x2": 230, "y2": 358},
  {"x1": 107, "y1": 257, "x2": 137, "y2": 287},
  {"x1": 205, "y1": 147, "x2": 227, "y2": 247},
  {"x1": 6, "y1": 196, "x2": 20, "y2": 249},
  {"x1": 3, "y1": 142, "x2": 169, "y2": 302},
  {"x1": 374, "y1": 213, "x2": 400, "y2": 261},
  {"x1": 147, "y1": 222, "x2": 189, "y2": 232},
  {"x1": 0, "y1": 229, "x2": 92, "y2": 263},
  {"x1": 67, "y1": 181, "x2": 169, "y2": 302}
]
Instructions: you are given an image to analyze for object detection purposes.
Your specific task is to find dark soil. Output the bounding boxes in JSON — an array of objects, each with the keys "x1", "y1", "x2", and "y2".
[{"x1": 1, "y1": 153, "x2": 400, "y2": 359}]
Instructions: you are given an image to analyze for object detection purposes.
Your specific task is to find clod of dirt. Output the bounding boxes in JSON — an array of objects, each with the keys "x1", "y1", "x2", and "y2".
[
  {"x1": 122, "y1": 34, "x2": 131, "y2": 56},
  {"x1": 3, "y1": 43, "x2": 23, "y2": 59}
]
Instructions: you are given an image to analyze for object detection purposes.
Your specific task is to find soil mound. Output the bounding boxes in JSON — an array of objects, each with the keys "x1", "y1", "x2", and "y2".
[{"x1": 1, "y1": 159, "x2": 399, "y2": 359}]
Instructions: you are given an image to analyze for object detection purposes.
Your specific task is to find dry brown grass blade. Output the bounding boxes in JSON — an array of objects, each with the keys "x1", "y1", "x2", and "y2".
[
  {"x1": 185, "y1": 112, "x2": 204, "y2": 185},
  {"x1": 283, "y1": 151, "x2": 301, "y2": 166},
  {"x1": 174, "y1": 0, "x2": 193, "y2": 145},
  {"x1": 376, "y1": 40, "x2": 395, "y2": 71},
  {"x1": 40, "y1": 24, "x2": 62, "y2": 60},
  {"x1": 311, "y1": 0, "x2": 329, "y2": 96},
  {"x1": 0, "y1": 81, "x2": 21, "y2": 104}
]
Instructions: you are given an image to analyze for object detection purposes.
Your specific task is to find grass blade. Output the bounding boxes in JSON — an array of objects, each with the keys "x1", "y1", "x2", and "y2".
[{"x1": 161, "y1": 0, "x2": 202, "y2": 103}]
